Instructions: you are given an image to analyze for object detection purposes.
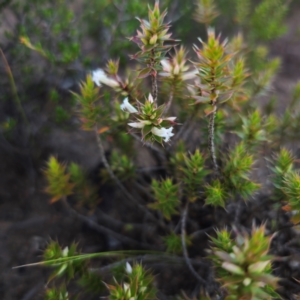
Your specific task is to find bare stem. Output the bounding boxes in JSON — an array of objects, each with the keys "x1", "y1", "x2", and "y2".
[
  {"x1": 150, "y1": 49, "x2": 158, "y2": 103},
  {"x1": 190, "y1": 226, "x2": 214, "y2": 239},
  {"x1": 208, "y1": 103, "x2": 219, "y2": 173},
  {"x1": 234, "y1": 198, "x2": 243, "y2": 225},
  {"x1": 97, "y1": 209, "x2": 148, "y2": 232},
  {"x1": 163, "y1": 85, "x2": 174, "y2": 116},
  {"x1": 62, "y1": 197, "x2": 156, "y2": 249},
  {"x1": 130, "y1": 132, "x2": 165, "y2": 160},
  {"x1": 181, "y1": 202, "x2": 207, "y2": 287}
]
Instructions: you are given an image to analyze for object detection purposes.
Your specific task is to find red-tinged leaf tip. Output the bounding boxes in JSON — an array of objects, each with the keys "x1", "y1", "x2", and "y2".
[
  {"x1": 282, "y1": 204, "x2": 292, "y2": 211},
  {"x1": 98, "y1": 126, "x2": 110, "y2": 134},
  {"x1": 49, "y1": 196, "x2": 61, "y2": 203}
]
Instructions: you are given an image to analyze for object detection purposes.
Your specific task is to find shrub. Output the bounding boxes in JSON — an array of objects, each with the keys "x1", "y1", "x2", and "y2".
[{"x1": 12, "y1": 0, "x2": 300, "y2": 299}]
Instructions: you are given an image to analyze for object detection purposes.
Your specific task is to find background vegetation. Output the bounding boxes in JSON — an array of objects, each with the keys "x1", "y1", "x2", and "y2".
[{"x1": 1, "y1": 0, "x2": 300, "y2": 299}]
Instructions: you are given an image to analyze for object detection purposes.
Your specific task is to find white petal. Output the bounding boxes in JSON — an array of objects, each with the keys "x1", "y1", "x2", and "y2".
[
  {"x1": 162, "y1": 127, "x2": 174, "y2": 142},
  {"x1": 173, "y1": 64, "x2": 180, "y2": 75},
  {"x1": 159, "y1": 72, "x2": 171, "y2": 77},
  {"x1": 128, "y1": 120, "x2": 151, "y2": 128},
  {"x1": 161, "y1": 59, "x2": 172, "y2": 72},
  {"x1": 120, "y1": 98, "x2": 138, "y2": 114},
  {"x1": 92, "y1": 68, "x2": 119, "y2": 88},
  {"x1": 92, "y1": 69, "x2": 105, "y2": 86},
  {"x1": 130, "y1": 119, "x2": 151, "y2": 128},
  {"x1": 125, "y1": 262, "x2": 132, "y2": 274},
  {"x1": 148, "y1": 93, "x2": 154, "y2": 103},
  {"x1": 182, "y1": 69, "x2": 198, "y2": 81},
  {"x1": 62, "y1": 246, "x2": 69, "y2": 257},
  {"x1": 151, "y1": 127, "x2": 165, "y2": 137},
  {"x1": 128, "y1": 122, "x2": 145, "y2": 128},
  {"x1": 164, "y1": 116, "x2": 176, "y2": 122},
  {"x1": 151, "y1": 126, "x2": 174, "y2": 142}
]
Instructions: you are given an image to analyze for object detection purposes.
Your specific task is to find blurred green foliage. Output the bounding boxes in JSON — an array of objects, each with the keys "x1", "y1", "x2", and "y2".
[{"x1": 0, "y1": 0, "x2": 295, "y2": 136}]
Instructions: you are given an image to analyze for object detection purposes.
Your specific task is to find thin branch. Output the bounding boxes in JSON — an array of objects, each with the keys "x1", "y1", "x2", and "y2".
[
  {"x1": 132, "y1": 181, "x2": 170, "y2": 233},
  {"x1": 0, "y1": 47, "x2": 29, "y2": 128},
  {"x1": 62, "y1": 197, "x2": 156, "y2": 250},
  {"x1": 94, "y1": 127, "x2": 165, "y2": 228},
  {"x1": 163, "y1": 85, "x2": 174, "y2": 116},
  {"x1": 234, "y1": 198, "x2": 243, "y2": 225},
  {"x1": 97, "y1": 209, "x2": 149, "y2": 232},
  {"x1": 190, "y1": 226, "x2": 214, "y2": 239},
  {"x1": 168, "y1": 112, "x2": 196, "y2": 149},
  {"x1": 180, "y1": 119, "x2": 196, "y2": 144},
  {"x1": 133, "y1": 181, "x2": 154, "y2": 200},
  {"x1": 275, "y1": 223, "x2": 297, "y2": 233},
  {"x1": 136, "y1": 166, "x2": 165, "y2": 173},
  {"x1": 181, "y1": 202, "x2": 207, "y2": 287},
  {"x1": 130, "y1": 132, "x2": 165, "y2": 160},
  {"x1": 21, "y1": 283, "x2": 44, "y2": 300}
]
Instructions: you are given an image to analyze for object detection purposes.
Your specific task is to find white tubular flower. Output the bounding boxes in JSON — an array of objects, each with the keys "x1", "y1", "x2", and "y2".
[
  {"x1": 161, "y1": 59, "x2": 172, "y2": 72},
  {"x1": 182, "y1": 69, "x2": 198, "y2": 81},
  {"x1": 125, "y1": 262, "x2": 132, "y2": 274},
  {"x1": 92, "y1": 69, "x2": 119, "y2": 88},
  {"x1": 160, "y1": 47, "x2": 197, "y2": 81},
  {"x1": 121, "y1": 98, "x2": 138, "y2": 113},
  {"x1": 151, "y1": 126, "x2": 174, "y2": 142},
  {"x1": 164, "y1": 116, "x2": 176, "y2": 122},
  {"x1": 123, "y1": 283, "x2": 130, "y2": 294},
  {"x1": 128, "y1": 120, "x2": 151, "y2": 128},
  {"x1": 148, "y1": 93, "x2": 154, "y2": 103},
  {"x1": 62, "y1": 246, "x2": 69, "y2": 257}
]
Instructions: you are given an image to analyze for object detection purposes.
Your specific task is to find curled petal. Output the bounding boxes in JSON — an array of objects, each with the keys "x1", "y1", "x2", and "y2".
[{"x1": 121, "y1": 98, "x2": 138, "y2": 113}]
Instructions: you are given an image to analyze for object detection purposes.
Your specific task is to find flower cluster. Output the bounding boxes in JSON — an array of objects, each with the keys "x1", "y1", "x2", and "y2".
[
  {"x1": 106, "y1": 262, "x2": 157, "y2": 300},
  {"x1": 121, "y1": 94, "x2": 176, "y2": 143},
  {"x1": 210, "y1": 226, "x2": 279, "y2": 299},
  {"x1": 160, "y1": 47, "x2": 197, "y2": 82},
  {"x1": 129, "y1": 0, "x2": 177, "y2": 80},
  {"x1": 130, "y1": 2, "x2": 173, "y2": 52},
  {"x1": 91, "y1": 68, "x2": 176, "y2": 144}
]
